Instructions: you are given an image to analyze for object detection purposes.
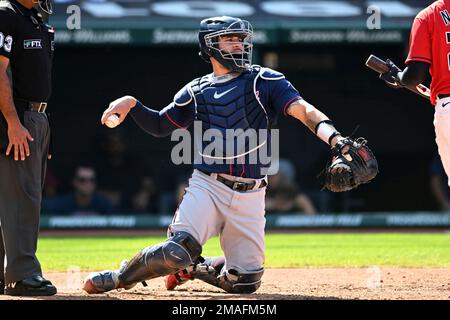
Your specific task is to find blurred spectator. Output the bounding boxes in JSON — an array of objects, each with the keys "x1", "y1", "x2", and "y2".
[
  {"x1": 95, "y1": 128, "x2": 154, "y2": 211},
  {"x1": 42, "y1": 165, "x2": 113, "y2": 215},
  {"x1": 175, "y1": 176, "x2": 190, "y2": 207},
  {"x1": 430, "y1": 153, "x2": 450, "y2": 211},
  {"x1": 43, "y1": 166, "x2": 59, "y2": 198},
  {"x1": 130, "y1": 176, "x2": 158, "y2": 213},
  {"x1": 265, "y1": 159, "x2": 317, "y2": 215},
  {"x1": 157, "y1": 172, "x2": 191, "y2": 215}
]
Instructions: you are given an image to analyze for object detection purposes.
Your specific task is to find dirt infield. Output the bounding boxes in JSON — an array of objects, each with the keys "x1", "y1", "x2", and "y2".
[{"x1": 1, "y1": 268, "x2": 449, "y2": 300}]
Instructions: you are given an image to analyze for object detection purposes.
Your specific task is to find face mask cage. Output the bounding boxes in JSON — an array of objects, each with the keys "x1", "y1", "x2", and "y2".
[
  {"x1": 35, "y1": 0, "x2": 53, "y2": 15},
  {"x1": 204, "y1": 20, "x2": 253, "y2": 71}
]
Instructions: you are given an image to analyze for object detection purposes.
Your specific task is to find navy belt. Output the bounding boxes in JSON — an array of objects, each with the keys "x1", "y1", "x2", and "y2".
[{"x1": 438, "y1": 93, "x2": 450, "y2": 99}]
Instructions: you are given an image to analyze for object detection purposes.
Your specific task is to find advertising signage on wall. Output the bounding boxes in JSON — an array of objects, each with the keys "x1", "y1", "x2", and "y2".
[{"x1": 50, "y1": 0, "x2": 429, "y2": 45}]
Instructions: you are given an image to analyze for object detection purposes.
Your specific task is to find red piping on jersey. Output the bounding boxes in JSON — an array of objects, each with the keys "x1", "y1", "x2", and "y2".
[
  {"x1": 165, "y1": 112, "x2": 186, "y2": 129},
  {"x1": 240, "y1": 157, "x2": 245, "y2": 177},
  {"x1": 229, "y1": 162, "x2": 232, "y2": 175},
  {"x1": 282, "y1": 96, "x2": 301, "y2": 116}
]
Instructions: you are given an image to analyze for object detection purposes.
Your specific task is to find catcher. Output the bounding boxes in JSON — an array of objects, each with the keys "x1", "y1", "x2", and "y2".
[{"x1": 82, "y1": 16, "x2": 378, "y2": 295}]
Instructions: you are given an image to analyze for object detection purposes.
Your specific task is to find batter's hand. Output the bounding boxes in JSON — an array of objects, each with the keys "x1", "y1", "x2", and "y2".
[
  {"x1": 380, "y1": 59, "x2": 403, "y2": 89},
  {"x1": 101, "y1": 96, "x2": 137, "y2": 126},
  {"x1": 6, "y1": 121, "x2": 34, "y2": 161}
]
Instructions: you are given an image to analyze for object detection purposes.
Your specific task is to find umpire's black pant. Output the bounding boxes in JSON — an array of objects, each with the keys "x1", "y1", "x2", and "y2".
[{"x1": 0, "y1": 111, "x2": 50, "y2": 285}]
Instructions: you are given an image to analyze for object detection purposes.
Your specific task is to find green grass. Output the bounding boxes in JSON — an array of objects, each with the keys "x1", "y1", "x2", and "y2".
[{"x1": 36, "y1": 233, "x2": 450, "y2": 272}]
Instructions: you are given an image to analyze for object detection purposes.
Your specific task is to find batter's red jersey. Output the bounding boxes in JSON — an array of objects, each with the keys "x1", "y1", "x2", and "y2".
[{"x1": 405, "y1": 0, "x2": 450, "y2": 105}]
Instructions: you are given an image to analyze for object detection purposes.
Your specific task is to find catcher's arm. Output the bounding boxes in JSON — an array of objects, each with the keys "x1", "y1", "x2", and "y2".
[
  {"x1": 286, "y1": 99, "x2": 344, "y2": 148},
  {"x1": 102, "y1": 96, "x2": 194, "y2": 138},
  {"x1": 286, "y1": 99, "x2": 378, "y2": 192},
  {"x1": 365, "y1": 55, "x2": 430, "y2": 100}
]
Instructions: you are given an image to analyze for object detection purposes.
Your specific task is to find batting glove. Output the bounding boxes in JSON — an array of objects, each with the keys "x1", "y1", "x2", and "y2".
[{"x1": 380, "y1": 59, "x2": 404, "y2": 89}]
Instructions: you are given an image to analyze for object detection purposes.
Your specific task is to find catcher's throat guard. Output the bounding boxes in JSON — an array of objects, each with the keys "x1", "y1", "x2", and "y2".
[{"x1": 321, "y1": 137, "x2": 378, "y2": 192}]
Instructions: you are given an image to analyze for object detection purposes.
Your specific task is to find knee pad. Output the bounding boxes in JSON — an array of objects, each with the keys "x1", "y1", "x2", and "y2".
[
  {"x1": 162, "y1": 231, "x2": 203, "y2": 270},
  {"x1": 219, "y1": 268, "x2": 264, "y2": 294},
  {"x1": 118, "y1": 231, "x2": 202, "y2": 286}
]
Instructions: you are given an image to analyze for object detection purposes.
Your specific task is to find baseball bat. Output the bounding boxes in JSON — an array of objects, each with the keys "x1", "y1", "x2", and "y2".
[{"x1": 365, "y1": 54, "x2": 431, "y2": 100}]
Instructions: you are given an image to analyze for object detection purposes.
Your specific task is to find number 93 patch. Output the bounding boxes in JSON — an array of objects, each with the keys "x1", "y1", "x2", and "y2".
[{"x1": 0, "y1": 32, "x2": 13, "y2": 53}]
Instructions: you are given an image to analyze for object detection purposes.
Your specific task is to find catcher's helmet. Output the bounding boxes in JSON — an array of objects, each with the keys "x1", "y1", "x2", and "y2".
[
  {"x1": 35, "y1": 0, "x2": 53, "y2": 15},
  {"x1": 198, "y1": 16, "x2": 253, "y2": 72}
]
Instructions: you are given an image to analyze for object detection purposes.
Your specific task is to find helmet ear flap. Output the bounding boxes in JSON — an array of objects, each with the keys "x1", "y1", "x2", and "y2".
[
  {"x1": 198, "y1": 51, "x2": 211, "y2": 63},
  {"x1": 198, "y1": 32, "x2": 212, "y2": 63},
  {"x1": 37, "y1": 0, "x2": 53, "y2": 15},
  {"x1": 199, "y1": 32, "x2": 219, "y2": 63}
]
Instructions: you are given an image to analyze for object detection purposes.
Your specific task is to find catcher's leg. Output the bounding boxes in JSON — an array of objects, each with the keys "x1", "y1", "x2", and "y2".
[
  {"x1": 163, "y1": 171, "x2": 226, "y2": 290},
  {"x1": 165, "y1": 256, "x2": 264, "y2": 294},
  {"x1": 83, "y1": 171, "x2": 225, "y2": 294},
  {"x1": 167, "y1": 183, "x2": 266, "y2": 294},
  {"x1": 213, "y1": 184, "x2": 266, "y2": 294},
  {"x1": 165, "y1": 256, "x2": 225, "y2": 290},
  {"x1": 191, "y1": 263, "x2": 264, "y2": 294},
  {"x1": 83, "y1": 231, "x2": 202, "y2": 294}
]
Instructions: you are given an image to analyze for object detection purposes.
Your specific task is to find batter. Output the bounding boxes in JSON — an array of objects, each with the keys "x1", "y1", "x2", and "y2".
[{"x1": 380, "y1": 0, "x2": 450, "y2": 186}]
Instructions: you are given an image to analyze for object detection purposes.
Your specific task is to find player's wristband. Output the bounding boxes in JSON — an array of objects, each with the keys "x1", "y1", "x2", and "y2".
[
  {"x1": 314, "y1": 120, "x2": 334, "y2": 134},
  {"x1": 328, "y1": 132, "x2": 341, "y2": 145},
  {"x1": 315, "y1": 120, "x2": 340, "y2": 145}
]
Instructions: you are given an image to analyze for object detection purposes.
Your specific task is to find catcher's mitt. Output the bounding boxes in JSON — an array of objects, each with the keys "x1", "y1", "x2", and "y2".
[{"x1": 321, "y1": 137, "x2": 378, "y2": 192}]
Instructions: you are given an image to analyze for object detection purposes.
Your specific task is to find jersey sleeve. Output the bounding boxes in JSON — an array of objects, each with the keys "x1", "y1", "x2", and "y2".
[
  {"x1": 129, "y1": 82, "x2": 196, "y2": 138},
  {"x1": 129, "y1": 100, "x2": 195, "y2": 138},
  {"x1": 405, "y1": 12, "x2": 432, "y2": 64},
  {"x1": 267, "y1": 78, "x2": 302, "y2": 117},
  {"x1": 0, "y1": 10, "x2": 17, "y2": 59}
]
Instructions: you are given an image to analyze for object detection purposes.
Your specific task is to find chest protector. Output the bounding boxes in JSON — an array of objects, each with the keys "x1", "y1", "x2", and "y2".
[{"x1": 189, "y1": 66, "x2": 270, "y2": 161}]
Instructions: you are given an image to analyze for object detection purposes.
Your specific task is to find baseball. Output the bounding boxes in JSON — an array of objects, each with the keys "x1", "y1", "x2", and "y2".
[{"x1": 105, "y1": 114, "x2": 120, "y2": 128}]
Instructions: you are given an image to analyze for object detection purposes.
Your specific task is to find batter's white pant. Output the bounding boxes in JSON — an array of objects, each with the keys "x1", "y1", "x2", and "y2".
[
  {"x1": 168, "y1": 169, "x2": 267, "y2": 273},
  {"x1": 434, "y1": 97, "x2": 450, "y2": 186}
]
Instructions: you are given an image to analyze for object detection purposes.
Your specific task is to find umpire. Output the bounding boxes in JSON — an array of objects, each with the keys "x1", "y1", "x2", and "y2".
[{"x1": 0, "y1": 0, "x2": 56, "y2": 296}]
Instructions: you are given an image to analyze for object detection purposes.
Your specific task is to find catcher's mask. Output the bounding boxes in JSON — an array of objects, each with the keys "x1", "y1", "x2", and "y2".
[
  {"x1": 34, "y1": 0, "x2": 53, "y2": 15},
  {"x1": 198, "y1": 16, "x2": 253, "y2": 73}
]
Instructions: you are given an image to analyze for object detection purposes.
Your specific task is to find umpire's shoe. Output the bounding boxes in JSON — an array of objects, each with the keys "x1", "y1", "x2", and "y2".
[{"x1": 4, "y1": 275, "x2": 57, "y2": 296}]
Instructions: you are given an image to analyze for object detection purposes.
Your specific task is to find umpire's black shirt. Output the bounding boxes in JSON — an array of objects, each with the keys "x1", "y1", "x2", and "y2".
[{"x1": 0, "y1": 0, "x2": 54, "y2": 102}]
